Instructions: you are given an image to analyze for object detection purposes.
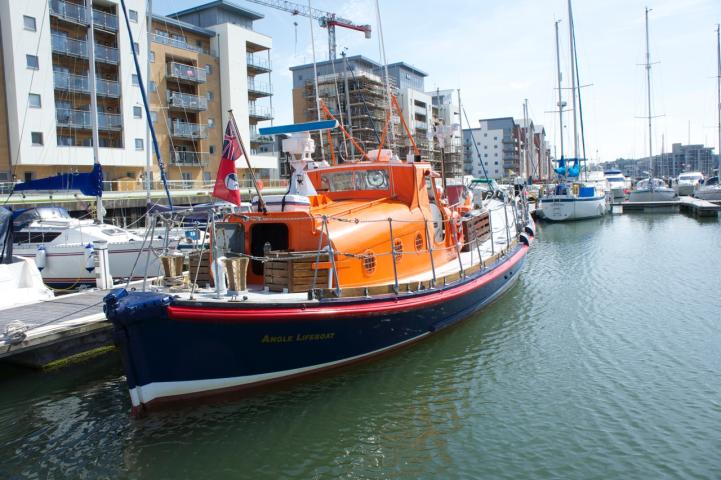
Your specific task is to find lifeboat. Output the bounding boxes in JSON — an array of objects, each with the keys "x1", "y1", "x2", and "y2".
[{"x1": 105, "y1": 119, "x2": 535, "y2": 415}]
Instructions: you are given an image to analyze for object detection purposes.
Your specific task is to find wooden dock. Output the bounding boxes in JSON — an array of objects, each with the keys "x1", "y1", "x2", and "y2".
[
  {"x1": 0, "y1": 288, "x2": 111, "y2": 368},
  {"x1": 620, "y1": 196, "x2": 720, "y2": 217}
]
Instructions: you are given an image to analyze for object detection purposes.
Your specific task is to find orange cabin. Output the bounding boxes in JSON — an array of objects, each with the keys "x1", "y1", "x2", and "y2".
[{"x1": 217, "y1": 161, "x2": 463, "y2": 290}]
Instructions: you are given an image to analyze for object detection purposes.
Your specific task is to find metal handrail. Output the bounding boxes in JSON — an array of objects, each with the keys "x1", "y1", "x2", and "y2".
[
  {"x1": 167, "y1": 91, "x2": 208, "y2": 110},
  {"x1": 167, "y1": 62, "x2": 207, "y2": 83}
]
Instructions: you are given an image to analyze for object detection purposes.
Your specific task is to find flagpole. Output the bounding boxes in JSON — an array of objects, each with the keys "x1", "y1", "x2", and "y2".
[{"x1": 228, "y1": 110, "x2": 266, "y2": 213}]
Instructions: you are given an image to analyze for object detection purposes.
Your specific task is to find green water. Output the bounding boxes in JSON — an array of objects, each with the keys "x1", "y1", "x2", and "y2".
[{"x1": 1, "y1": 214, "x2": 720, "y2": 479}]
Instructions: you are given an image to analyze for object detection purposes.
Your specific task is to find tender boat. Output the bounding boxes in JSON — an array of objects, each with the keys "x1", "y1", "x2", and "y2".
[
  {"x1": 104, "y1": 120, "x2": 535, "y2": 414},
  {"x1": 674, "y1": 172, "x2": 704, "y2": 196},
  {"x1": 694, "y1": 176, "x2": 721, "y2": 201},
  {"x1": 628, "y1": 178, "x2": 677, "y2": 202},
  {"x1": 0, "y1": 207, "x2": 54, "y2": 309},
  {"x1": 12, "y1": 206, "x2": 164, "y2": 287},
  {"x1": 604, "y1": 169, "x2": 628, "y2": 199}
]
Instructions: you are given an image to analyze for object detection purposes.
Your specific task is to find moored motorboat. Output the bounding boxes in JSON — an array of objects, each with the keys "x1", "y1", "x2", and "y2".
[
  {"x1": 628, "y1": 178, "x2": 677, "y2": 202},
  {"x1": 104, "y1": 119, "x2": 534, "y2": 414},
  {"x1": 674, "y1": 171, "x2": 704, "y2": 196},
  {"x1": 604, "y1": 169, "x2": 628, "y2": 199},
  {"x1": 694, "y1": 176, "x2": 721, "y2": 201}
]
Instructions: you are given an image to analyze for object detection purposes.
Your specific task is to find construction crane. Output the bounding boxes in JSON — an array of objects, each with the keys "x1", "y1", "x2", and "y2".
[{"x1": 245, "y1": 0, "x2": 371, "y2": 60}]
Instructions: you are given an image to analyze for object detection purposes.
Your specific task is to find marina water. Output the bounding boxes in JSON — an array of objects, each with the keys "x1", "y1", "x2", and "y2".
[{"x1": 1, "y1": 213, "x2": 719, "y2": 479}]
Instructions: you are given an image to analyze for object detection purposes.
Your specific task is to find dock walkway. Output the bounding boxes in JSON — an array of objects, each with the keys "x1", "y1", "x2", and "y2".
[
  {"x1": 620, "y1": 196, "x2": 720, "y2": 217},
  {"x1": 0, "y1": 288, "x2": 110, "y2": 367}
]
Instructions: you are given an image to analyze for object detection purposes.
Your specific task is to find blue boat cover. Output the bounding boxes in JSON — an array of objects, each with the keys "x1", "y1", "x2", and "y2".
[
  {"x1": 566, "y1": 158, "x2": 580, "y2": 177},
  {"x1": 554, "y1": 157, "x2": 567, "y2": 176},
  {"x1": 13, "y1": 163, "x2": 104, "y2": 197}
]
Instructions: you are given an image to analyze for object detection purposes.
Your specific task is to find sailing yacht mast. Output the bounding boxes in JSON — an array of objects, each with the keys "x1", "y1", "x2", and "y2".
[
  {"x1": 86, "y1": 0, "x2": 103, "y2": 223},
  {"x1": 644, "y1": 7, "x2": 655, "y2": 184},
  {"x1": 567, "y1": 0, "x2": 579, "y2": 159},
  {"x1": 716, "y1": 24, "x2": 720, "y2": 177},
  {"x1": 555, "y1": 20, "x2": 565, "y2": 160}
]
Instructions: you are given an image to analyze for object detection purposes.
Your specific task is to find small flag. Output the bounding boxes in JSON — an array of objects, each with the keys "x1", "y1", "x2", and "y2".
[{"x1": 212, "y1": 121, "x2": 242, "y2": 206}]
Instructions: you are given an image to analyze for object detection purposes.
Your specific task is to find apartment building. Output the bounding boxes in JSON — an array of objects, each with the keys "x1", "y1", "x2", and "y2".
[
  {"x1": 0, "y1": 0, "x2": 276, "y2": 188},
  {"x1": 464, "y1": 117, "x2": 519, "y2": 179}
]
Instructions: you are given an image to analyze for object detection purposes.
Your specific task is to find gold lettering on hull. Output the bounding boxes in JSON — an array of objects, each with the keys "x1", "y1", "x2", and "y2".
[{"x1": 261, "y1": 333, "x2": 335, "y2": 344}]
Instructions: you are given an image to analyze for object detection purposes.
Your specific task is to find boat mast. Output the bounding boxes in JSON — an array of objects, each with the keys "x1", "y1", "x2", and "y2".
[
  {"x1": 555, "y1": 19, "x2": 565, "y2": 160},
  {"x1": 711, "y1": 24, "x2": 721, "y2": 178},
  {"x1": 86, "y1": 0, "x2": 103, "y2": 223},
  {"x1": 644, "y1": 7, "x2": 654, "y2": 182},
  {"x1": 567, "y1": 0, "x2": 579, "y2": 160},
  {"x1": 145, "y1": 0, "x2": 153, "y2": 202}
]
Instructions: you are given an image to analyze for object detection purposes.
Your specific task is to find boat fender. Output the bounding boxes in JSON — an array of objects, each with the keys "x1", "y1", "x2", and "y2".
[
  {"x1": 519, "y1": 232, "x2": 531, "y2": 246},
  {"x1": 524, "y1": 223, "x2": 535, "y2": 237},
  {"x1": 450, "y1": 213, "x2": 463, "y2": 245},
  {"x1": 84, "y1": 243, "x2": 96, "y2": 272},
  {"x1": 35, "y1": 244, "x2": 47, "y2": 271}
]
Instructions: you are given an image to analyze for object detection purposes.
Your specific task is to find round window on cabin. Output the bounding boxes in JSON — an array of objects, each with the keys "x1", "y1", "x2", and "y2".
[
  {"x1": 393, "y1": 239, "x2": 403, "y2": 261},
  {"x1": 362, "y1": 250, "x2": 376, "y2": 275},
  {"x1": 415, "y1": 232, "x2": 423, "y2": 252}
]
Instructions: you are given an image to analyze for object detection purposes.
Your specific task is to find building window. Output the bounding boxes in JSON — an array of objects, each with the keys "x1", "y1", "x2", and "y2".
[
  {"x1": 133, "y1": 106, "x2": 142, "y2": 118},
  {"x1": 132, "y1": 74, "x2": 139, "y2": 86},
  {"x1": 149, "y1": 80, "x2": 157, "y2": 92},
  {"x1": 129, "y1": 9, "x2": 138, "y2": 22},
  {"x1": 209, "y1": 145, "x2": 215, "y2": 154},
  {"x1": 207, "y1": 118, "x2": 215, "y2": 129},
  {"x1": 205, "y1": 64, "x2": 212, "y2": 75},
  {"x1": 203, "y1": 172, "x2": 211, "y2": 182},
  {"x1": 133, "y1": 42, "x2": 140, "y2": 54},
  {"x1": 207, "y1": 91, "x2": 213, "y2": 101},
  {"x1": 24, "y1": 172, "x2": 33, "y2": 182},
  {"x1": 23, "y1": 16, "x2": 36, "y2": 31},
  {"x1": 150, "y1": 51, "x2": 155, "y2": 63},
  {"x1": 135, "y1": 138, "x2": 144, "y2": 150},
  {"x1": 28, "y1": 93, "x2": 41, "y2": 108},
  {"x1": 57, "y1": 135, "x2": 73, "y2": 146},
  {"x1": 493, "y1": 136, "x2": 497, "y2": 140},
  {"x1": 26, "y1": 54, "x2": 39, "y2": 69},
  {"x1": 484, "y1": 154, "x2": 488, "y2": 157},
  {"x1": 483, "y1": 133, "x2": 487, "y2": 137},
  {"x1": 31, "y1": 132, "x2": 43, "y2": 146},
  {"x1": 495, "y1": 161, "x2": 499, "y2": 165},
  {"x1": 150, "y1": 111, "x2": 157, "y2": 123}
]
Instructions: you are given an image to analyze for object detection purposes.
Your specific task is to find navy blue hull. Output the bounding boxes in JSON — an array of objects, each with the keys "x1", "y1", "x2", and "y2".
[{"x1": 105, "y1": 243, "x2": 529, "y2": 411}]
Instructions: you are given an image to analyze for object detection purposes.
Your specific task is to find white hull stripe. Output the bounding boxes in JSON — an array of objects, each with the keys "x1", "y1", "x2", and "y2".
[{"x1": 129, "y1": 332, "x2": 431, "y2": 407}]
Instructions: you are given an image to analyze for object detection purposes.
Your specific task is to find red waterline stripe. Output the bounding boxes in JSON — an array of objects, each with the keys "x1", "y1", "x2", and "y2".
[{"x1": 168, "y1": 245, "x2": 529, "y2": 323}]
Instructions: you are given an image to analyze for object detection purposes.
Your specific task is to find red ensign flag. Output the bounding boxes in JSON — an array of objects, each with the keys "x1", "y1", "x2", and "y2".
[{"x1": 212, "y1": 121, "x2": 242, "y2": 205}]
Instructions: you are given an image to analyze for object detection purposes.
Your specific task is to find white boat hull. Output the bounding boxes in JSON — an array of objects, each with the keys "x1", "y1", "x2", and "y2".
[
  {"x1": 628, "y1": 189, "x2": 677, "y2": 202},
  {"x1": 609, "y1": 187, "x2": 626, "y2": 199},
  {"x1": 694, "y1": 187, "x2": 721, "y2": 201},
  {"x1": 537, "y1": 195, "x2": 607, "y2": 221},
  {"x1": 0, "y1": 256, "x2": 54, "y2": 309},
  {"x1": 14, "y1": 240, "x2": 164, "y2": 287},
  {"x1": 675, "y1": 184, "x2": 696, "y2": 196}
]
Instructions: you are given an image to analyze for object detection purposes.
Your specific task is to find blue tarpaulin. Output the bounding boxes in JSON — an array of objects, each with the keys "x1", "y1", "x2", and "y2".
[{"x1": 13, "y1": 163, "x2": 104, "y2": 197}]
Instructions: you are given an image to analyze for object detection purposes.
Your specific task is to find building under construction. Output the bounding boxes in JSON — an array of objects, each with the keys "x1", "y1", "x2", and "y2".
[{"x1": 289, "y1": 56, "x2": 463, "y2": 181}]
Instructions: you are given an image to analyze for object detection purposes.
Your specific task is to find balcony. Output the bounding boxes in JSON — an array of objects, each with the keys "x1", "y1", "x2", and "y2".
[
  {"x1": 247, "y1": 80, "x2": 273, "y2": 97},
  {"x1": 248, "y1": 105, "x2": 272, "y2": 121},
  {"x1": 94, "y1": 44, "x2": 119, "y2": 64},
  {"x1": 414, "y1": 105, "x2": 427, "y2": 115},
  {"x1": 171, "y1": 121, "x2": 207, "y2": 139},
  {"x1": 250, "y1": 132, "x2": 274, "y2": 144},
  {"x1": 167, "y1": 62, "x2": 207, "y2": 84},
  {"x1": 415, "y1": 120, "x2": 428, "y2": 131},
  {"x1": 51, "y1": 34, "x2": 88, "y2": 59},
  {"x1": 56, "y1": 108, "x2": 91, "y2": 129},
  {"x1": 96, "y1": 78, "x2": 120, "y2": 98},
  {"x1": 54, "y1": 72, "x2": 120, "y2": 98},
  {"x1": 53, "y1": 71, "x2": 89, "y2": 93},
  {"x1": 50, "y1": 0, "x2": 87, "y2": 25},
  {"x1": 170, "y1": 150, "x2": 210, "y2": 167},
  {"x1": 92, "y1": 9, "x2": 118, "y2": 32},
  {"x1": 246, "y1": 54, "x2": 271, "y2": 73},
  {"x1": 167, "y1": 91, "x2": 208, "y2": 112},
  {"x1": 151, "y1": 33, "x2": 210, "y2": 55},
  {"x1": 55, "y1": 108, "x2": 122, "y2": 131},
  {"x1": 97, "y1": 112, "x2": 122, "y2": 131}
]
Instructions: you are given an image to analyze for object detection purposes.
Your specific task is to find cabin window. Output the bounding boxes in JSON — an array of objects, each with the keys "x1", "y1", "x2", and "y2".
[
  {"x1": 216, "y1": 223, "x2": 245, "y2": 257},
  {"x1": 319, "y1": 169, "x2": 389, "y2": 192}
]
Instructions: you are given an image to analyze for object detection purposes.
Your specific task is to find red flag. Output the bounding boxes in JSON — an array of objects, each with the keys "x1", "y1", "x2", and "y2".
[{"x1": 212, "y1": 121, "x2": 242, "y2": 205}]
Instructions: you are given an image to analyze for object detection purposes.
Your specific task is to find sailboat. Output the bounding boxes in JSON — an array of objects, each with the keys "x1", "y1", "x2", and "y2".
[
  {"x1": 628, "y1": 8, "x2": 677, "y2": 202},
  {"x1": 537, "y1": 2, "x2": 607, "y2": 221},
  {"x1": 694, "y1": 25, "x2": 721, "y2": 202},
  {"x1": 9, "y1": 1, "x2": 168, "y2": 288}
]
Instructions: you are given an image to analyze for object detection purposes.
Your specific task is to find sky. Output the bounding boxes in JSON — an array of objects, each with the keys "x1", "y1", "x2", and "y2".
[{"x1": 153, "y1": 0, "x2": 721, "y2": 163}]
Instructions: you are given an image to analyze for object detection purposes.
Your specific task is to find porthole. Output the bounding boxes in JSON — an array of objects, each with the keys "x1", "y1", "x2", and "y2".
[
  {"x1": 362, "y1": 250, "x2": 376, "y2": 275},
  {"x1": 415, "y1": 232, "x2": 423, "y2": 252},
  {"x1": 393, "y1": 239, "x2": 403, "y2": 261}
]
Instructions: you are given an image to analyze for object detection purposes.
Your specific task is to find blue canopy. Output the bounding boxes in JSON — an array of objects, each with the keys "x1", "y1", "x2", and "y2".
[{"x1": 13, "y1": 163, "x2": 104, "y2": 197}]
